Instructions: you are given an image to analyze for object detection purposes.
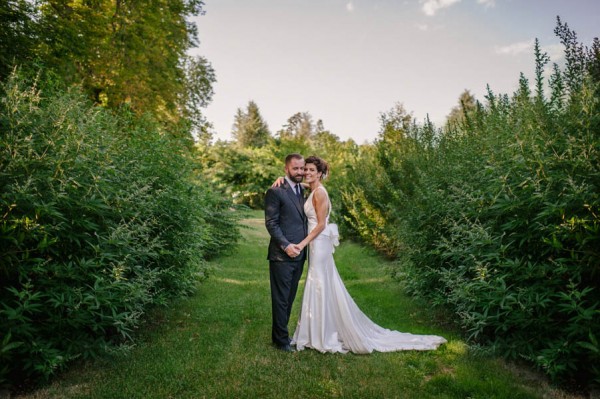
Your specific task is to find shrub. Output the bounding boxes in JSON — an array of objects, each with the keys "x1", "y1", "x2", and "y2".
[
  {"x1": 341, "y1": 20, "x2": 600, "y2": 389},
  {"x1": 0, "y1": 72, "x2": 239, "y2": 387}
]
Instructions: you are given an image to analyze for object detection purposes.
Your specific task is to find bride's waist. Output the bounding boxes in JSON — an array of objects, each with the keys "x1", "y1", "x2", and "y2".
[
  {"x1": 309, "y1": 223, "x2": 339, "y2": 250},
  {"x1": 309, "y1": 224, "x2": 335, "y2": 237}
]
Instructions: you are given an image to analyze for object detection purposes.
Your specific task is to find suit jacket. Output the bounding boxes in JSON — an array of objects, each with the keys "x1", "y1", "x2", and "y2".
[{"x1": 265, "y1": 180, "x2": 308, "y2": 262}]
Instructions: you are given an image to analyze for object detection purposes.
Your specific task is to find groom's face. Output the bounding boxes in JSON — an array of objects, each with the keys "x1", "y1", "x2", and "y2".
[{"x1": 285, "y1": 158, "x2": 305, "y2": 183}]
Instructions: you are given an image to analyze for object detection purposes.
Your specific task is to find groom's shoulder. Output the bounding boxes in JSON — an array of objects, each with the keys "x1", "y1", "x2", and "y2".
[
  {"x1": 266, "y1": 184, "x2": 286, "y2": 200},
  {"x1": 268, "y1": 182, "x2": 289, "y2": 194}
]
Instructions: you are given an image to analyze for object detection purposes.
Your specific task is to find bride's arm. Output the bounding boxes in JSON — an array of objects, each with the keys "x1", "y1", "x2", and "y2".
[
  {"x1": 271, "y1": 177, "x2": 309, "y2": 188},
  {"x1": 297, "y1": 189, "x2": 328, "y2": 251},
  {"x1": 271, "y1": 177, "x2": 285, "y2": 188}
]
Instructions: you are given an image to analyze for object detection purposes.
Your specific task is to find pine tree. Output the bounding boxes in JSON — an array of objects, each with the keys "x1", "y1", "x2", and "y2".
[{"x1": 232, "y1": 100, "x2": 271, "y2": 147}]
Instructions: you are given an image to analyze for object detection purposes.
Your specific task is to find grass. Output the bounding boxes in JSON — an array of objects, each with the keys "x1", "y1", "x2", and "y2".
[{"x1": 17, "y1": 210, "x2": 584, "y2": 399}]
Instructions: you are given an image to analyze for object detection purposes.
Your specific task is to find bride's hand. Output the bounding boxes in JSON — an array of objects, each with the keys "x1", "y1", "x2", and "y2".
[{"x1": 271, "y1": 176, "x2": 285, "y2": 188}]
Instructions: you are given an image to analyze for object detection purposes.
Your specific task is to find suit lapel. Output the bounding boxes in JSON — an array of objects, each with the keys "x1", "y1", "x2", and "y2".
[{"x1": 284, "y1": 181, "x2": 304, "y2": 218}]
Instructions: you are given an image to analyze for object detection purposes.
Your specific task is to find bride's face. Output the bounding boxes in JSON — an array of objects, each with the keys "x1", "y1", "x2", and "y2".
[{"x1": 303, "y1": 163, "x2": 322, "y2": 183}]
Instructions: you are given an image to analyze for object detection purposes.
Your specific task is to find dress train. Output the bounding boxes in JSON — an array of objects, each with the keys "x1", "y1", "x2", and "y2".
[{"x1": 291, "y1": 187, "x2": 446, "y2": 354}]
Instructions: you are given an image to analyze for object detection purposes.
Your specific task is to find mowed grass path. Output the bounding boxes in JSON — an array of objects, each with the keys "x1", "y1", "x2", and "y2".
[{"x1": 20, "y1": 211, "x2": 578, "y2": 399}]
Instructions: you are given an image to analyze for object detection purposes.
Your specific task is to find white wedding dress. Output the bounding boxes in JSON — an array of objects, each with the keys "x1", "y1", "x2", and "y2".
[{"x1": 291, "y1": 186, "x2": 447, "y2": 354}]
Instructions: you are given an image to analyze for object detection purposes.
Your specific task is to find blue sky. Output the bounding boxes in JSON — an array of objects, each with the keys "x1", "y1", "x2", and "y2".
[{"x1": 190, "y1": 0, "x2": 599, "y2": 143}]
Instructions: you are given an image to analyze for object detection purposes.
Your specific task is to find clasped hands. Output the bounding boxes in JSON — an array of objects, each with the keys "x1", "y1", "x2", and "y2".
[{"x1": 285, "y1": 243, "x2": 302, "y2": 258}]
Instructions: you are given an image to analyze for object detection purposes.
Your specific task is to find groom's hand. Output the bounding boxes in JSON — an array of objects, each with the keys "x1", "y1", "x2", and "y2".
[{"x1": 285, "y1": 244, "x2": 301, "y2": 258}]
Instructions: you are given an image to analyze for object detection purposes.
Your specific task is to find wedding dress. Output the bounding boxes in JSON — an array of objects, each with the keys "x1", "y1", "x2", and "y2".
[{"x1": 291, "y1": 186, "x2": 447, "y2": 354}]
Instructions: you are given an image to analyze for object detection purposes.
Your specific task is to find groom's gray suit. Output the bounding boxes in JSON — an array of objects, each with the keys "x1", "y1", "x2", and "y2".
[{"x1": 265, "y1": 179, "x2": 307, "y2": 347}]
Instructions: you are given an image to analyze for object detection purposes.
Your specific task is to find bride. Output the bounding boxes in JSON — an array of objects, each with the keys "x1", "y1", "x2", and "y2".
[{"x1": 283, "y1": 155, "x2": 446, "y2": 354}]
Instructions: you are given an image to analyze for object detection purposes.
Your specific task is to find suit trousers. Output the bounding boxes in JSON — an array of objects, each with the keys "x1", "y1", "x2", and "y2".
[{"x1": 269, "y1": 259, "x2": 305, "y2": 346}]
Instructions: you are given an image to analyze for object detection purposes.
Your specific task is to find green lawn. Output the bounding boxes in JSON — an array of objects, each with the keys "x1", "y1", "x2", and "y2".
[{"x1": 18, "y1": 211, "x2": 581, "y2": 398}]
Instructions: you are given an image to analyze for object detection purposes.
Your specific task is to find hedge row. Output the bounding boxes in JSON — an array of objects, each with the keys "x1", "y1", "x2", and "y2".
[
  {"x1": 341, "y1": 24, "x2": 600, "y2": 388},
  {"x1": 0, "y1": 73, "x2": 239, "y2": 387}
]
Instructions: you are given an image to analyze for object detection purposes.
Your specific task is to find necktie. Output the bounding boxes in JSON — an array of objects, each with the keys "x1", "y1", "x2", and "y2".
[{"x1": 295, "y1": 184, "x2": 301, "y2": 199}]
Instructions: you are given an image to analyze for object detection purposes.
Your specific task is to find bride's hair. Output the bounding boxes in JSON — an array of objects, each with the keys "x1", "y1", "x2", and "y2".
[{"x1": 305, "y1": 155, "x2": 329, "y2": 180}]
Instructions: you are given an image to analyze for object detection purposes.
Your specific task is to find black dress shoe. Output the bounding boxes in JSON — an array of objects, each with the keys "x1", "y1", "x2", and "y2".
[{"x1": 276, "y1": 344, "x2": 295, "y2": 352}]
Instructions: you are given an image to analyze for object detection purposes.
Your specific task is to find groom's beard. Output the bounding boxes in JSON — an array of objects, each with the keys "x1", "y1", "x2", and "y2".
[{"x1": 289, "y1": 174, "x2": 304, "y2": 183}]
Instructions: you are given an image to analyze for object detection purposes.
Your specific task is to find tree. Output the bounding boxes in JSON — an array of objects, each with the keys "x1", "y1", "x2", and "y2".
[
  {"x1": 278, "y1": 112, "x2": 316, "y2": 140},
  {"x1": 378, "y1": 102, "x2": 413, "y2": 143},
  {"x1": 55, "y1": 1, "x2": 200, "y2": 118},
  {"x1": 232, "y1": 100, "x2": 271, "y2": 148},
  {"x1": 446, "y1": 89, "x2": 478, "y2": 127},
  {"x1": 0, "y1": 0, "x2": 38, "y2": 81},
  {"x1": 376, "y1": 103, "x2": 419, "y2": 199},
  {"x1": 3, "y1": 0, "x2": 209, "y2": 137},
  {"x1": 182, "y1": 54, "x2": 216, "y2": 140}
]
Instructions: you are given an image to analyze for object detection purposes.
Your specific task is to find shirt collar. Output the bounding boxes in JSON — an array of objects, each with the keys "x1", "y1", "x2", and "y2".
[{"x1": 285, "y1": 176, "x2": 299, "y2": 189}]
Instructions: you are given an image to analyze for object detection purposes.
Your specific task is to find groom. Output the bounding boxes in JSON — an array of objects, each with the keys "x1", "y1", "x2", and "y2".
[{"x1": 264, "y1": 153, "x2": 307, "y2": 352}]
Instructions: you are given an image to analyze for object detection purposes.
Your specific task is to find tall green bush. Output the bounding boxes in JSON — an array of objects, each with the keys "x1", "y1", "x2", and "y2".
[
  {"x1": 0, "y1": 72, "x2": 239, "y2": 387},
  {"x1": 341, "y1": 21, "x2": 600, "y2": 389}
]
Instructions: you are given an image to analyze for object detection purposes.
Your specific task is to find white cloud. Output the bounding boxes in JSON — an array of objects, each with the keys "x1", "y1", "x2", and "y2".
[
  {"x1": 477, "y1": 0, "x2": 495, "y2": 7},
  {"x1": 421, "y1": 0, "x2": 494, "y2": 16},
  {"x1": 346, "y1": 2, "x2": 355, "y2": 12},
  {"x1": 421, "y1": 0, "x2": 461, "y2": 16},
  {"x1": 495, "y1": 39, "x2": 535, "y2": 56},
  {"x1": 416, "y1": 23, "x2": 429, "y2": 31},
  {"x1": 543, "y1": 43, "x2": 565, "y2": 62},
  {"x1": 495, "y1": 40, "x2": 565, "y2": 62}
]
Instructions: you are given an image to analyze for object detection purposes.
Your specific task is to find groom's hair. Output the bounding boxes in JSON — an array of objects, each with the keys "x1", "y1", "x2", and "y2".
[{"x1": 285, "y1": 153, "x2": 303, "y2": 165}]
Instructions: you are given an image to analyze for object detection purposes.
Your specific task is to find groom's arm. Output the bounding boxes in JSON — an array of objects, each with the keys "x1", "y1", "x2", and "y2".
[{"x1": 265, "y1": 188, "x2": 291, "y2": 251}]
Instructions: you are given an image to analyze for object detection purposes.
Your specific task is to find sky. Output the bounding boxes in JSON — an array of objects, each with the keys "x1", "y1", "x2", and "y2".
[{"x1": 189, "y1": 0, "x2": 600, "y2": 144}]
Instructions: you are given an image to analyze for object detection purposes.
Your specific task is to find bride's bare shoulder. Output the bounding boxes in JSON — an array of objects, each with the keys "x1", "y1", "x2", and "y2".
[
  {"x1": 316, "y1": 185, "x2": 328, "y2": 195},
  {"x1": 312, "y1": 186, "x2": 328, "y2": 200}
]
